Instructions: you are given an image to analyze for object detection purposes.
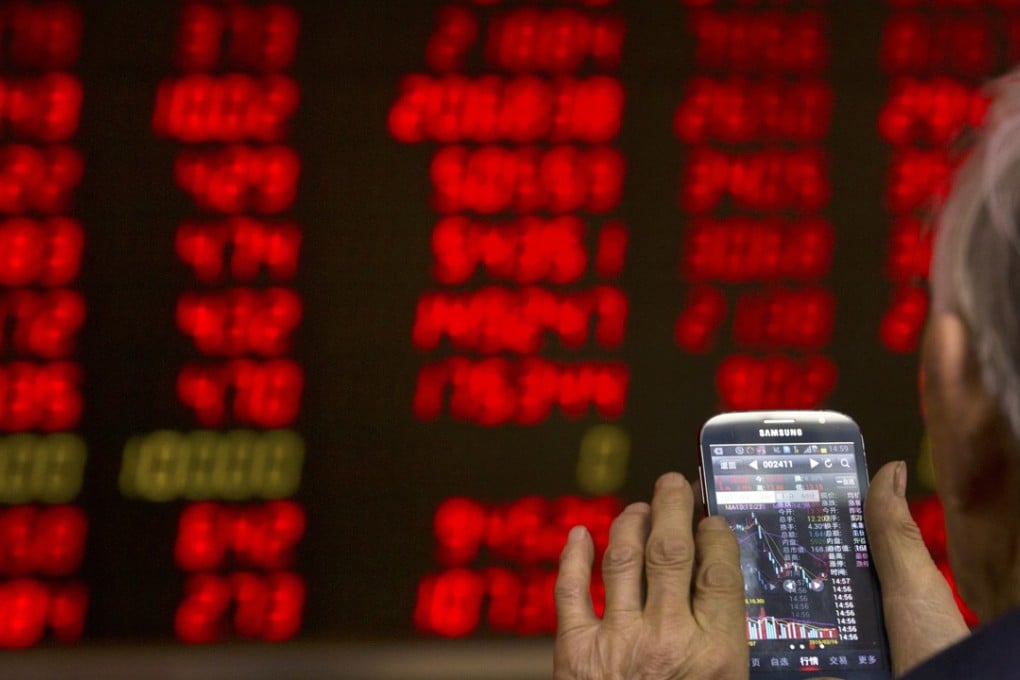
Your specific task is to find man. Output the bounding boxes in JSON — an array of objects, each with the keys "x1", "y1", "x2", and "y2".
[{"x1": 553, "y1": 72, "x2": 1020, "y2": 679}]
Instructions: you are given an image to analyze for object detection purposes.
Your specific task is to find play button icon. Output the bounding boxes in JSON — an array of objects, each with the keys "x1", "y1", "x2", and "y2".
[{"x1": 809, "y1": 459, "x2": 820, "y2": 469}]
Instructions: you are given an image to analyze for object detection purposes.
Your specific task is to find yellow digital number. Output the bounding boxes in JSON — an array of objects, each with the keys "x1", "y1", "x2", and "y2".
[
  {"x1": 0, "y1": 434, "x2": 86, "y2": 503},
  {"x1": 120, "y1": 430, "x2": 304, "y2": 501}
]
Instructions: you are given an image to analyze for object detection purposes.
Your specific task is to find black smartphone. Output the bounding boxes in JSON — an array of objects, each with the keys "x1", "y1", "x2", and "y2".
[{"x1": 699, "y1": 410, "x2": 891, "y2": 680}]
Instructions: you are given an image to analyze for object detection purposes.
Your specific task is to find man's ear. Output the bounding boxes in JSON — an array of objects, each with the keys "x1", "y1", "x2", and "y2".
[{"x1": 921, "y1": 313, "x2": 1012, "y2": 510}]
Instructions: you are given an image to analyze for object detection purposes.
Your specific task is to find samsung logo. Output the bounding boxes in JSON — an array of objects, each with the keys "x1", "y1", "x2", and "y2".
[{"x1": 759, "y1": 428, "x2": 803, "y2": 437}]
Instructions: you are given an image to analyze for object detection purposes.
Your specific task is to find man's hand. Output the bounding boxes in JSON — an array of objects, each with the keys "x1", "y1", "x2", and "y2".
[
  {"x1": 553, "y1": 472, "x2": 748, "y2": 680},
  {"x1": 864, "y1": 461, "x2": 970, "y2": 676}
]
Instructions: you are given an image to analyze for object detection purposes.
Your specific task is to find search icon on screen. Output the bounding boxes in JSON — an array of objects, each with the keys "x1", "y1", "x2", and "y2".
[{"x1": 840, "y1": 458, "x2": 851, "y2": 468}]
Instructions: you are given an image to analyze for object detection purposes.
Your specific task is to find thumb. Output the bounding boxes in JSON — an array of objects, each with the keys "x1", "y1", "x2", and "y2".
[
  {"x1": 864, "y1": 461, "x2": 968, "y2": 675},
  {"x1": 864, "y1": 461, "x2": 939, "y2": 592}
]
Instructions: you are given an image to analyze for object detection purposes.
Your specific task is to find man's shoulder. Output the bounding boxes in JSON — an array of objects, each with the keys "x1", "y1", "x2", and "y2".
[{"x1": 902, "y1": 607, "x2": 1020, "y2": 679}]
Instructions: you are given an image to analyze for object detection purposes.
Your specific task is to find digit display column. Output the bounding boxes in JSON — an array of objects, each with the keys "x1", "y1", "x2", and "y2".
[
  {"x1": 389, "y1": 0, "x2": 629, "y2": 637},
  {"x1": 0, "y1": 1, "x2": 88, "y2": 649},
  {"x1": 119, "y1": 1, "x2": 307, "y2": 644},
  {"x1": 674, "y1": 1, "x2": 837, "y2": 411}
]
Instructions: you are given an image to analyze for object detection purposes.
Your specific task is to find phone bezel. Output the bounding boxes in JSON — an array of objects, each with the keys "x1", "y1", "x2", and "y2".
[{"x1": 699, "y1": 410, "x2": 890, "y2": 680}]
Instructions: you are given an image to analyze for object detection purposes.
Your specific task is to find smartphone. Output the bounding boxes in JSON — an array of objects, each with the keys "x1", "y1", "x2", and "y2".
[{"x1": 699, "y1": 410, "x2": 891, "y2": 680}]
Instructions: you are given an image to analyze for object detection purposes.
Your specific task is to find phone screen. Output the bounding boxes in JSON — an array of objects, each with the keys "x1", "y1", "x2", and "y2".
[{"x1": 700, "y1": 412, "x2": 890, "y2": 678}]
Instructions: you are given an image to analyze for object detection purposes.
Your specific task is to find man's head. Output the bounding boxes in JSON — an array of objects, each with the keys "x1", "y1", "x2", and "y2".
[{"x1": 924, "y1": 70, "x2": 1020, "y2": 621}]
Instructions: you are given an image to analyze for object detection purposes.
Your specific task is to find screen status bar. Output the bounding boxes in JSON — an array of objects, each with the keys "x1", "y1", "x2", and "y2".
[{"x1": 709, "y1": 442, "x2": 854, "y2": 456}]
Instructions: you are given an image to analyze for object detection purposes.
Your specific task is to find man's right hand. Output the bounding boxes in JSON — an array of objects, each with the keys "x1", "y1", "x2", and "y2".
[{"x1": 864, "y1": 461, "x2": 970, "y2": 677}]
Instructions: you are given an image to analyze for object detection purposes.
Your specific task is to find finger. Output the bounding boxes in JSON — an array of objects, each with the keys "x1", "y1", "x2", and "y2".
[
  {"x1": 864, "y1": 462, "x2": 960, "y2": 597},
  {"x1": 691, "y1": 515, "x2": 746, "y2": 639},
  {"x1": 864, "y1": 461, "x2": 968, "y2": 674},
  {"x1": 555, "y1": 525, "x2": 598, "y2": 635},
  {"x1": 643, "y1": 472, "x2": 696, "y2": 626},
  {"x1": 601, "y1": 502, "x2": 650, "y2": 623}
]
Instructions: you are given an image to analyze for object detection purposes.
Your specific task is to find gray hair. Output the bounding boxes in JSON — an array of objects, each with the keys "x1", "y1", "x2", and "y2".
[{"x1": 932, "y1": 69, "x2": 1020, "y2": 444}]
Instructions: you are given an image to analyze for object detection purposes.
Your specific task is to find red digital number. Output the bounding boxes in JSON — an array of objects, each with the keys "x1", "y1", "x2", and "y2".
[
  {"x1": 0, "y1": 579, "x2": 86, "y2": 648},
  {"x1": 175, "y1": 501, "x2": 306, "y2": 572},
  {"x1": 594, "y1": 220, "x2": 627, "y2": 278},
  {"x1": 880, "y1": 285, "x2": 928, "y2": 353},
  {"x1": 674, "y1": 286, "x2": 726, "y2": 353},
  {"x1": 0, "y1": 361, "x2": 81, "y2": 431},
  {"x1": 675, "y1": 78, "x2": 832, "y2": 143},
  {"x1": 433, "y1": 498, "x2": 487, "y2": 567},
  {"x1": 682, "y1": 217, "x2": 834, "y2": 283},
  {"x1": 225, "y1": 4, "x2": 300, "y2": 73},
  {"x1": 413, "y1": 357, "x2": 628, "y2": 425},
  {"x1": 431, "y1": 145, "x2": 623, "y2": 214},
  {"x1": 716, "y1": 354, "x2": 838, "y2": 410},
  {"x1": 176, "y1": 218, "x2": 301, "y2": 284},
  {"x1": 426, "y1": 5, "x2": 479, "y2": 72},
  {"x1": 389, "y1": 74, "x2": 624, "y2": 144},
  {"x1": 880, "y1": 14, "x2": 933, "y2": 74},
  {"x1": 415, "y1": 567, "x2": 589, "y2": 637},
  {"x1": 177, "y1": 287, "x2": 302, "y2": 357},
  {"x1": 732, "y1": 286, "x2": 835, "y2": 351},
  {"x1": 153, "y1": 74, "x2": 300, "y2": 143},
  {"x1": 484, "y1": 8, "x2": 625, "y2": 72},
  {"x1": 879, "y1": 77, "x2": 987, "y2": 145},
  {"x1": 175, "y1": 3, "x2": 224, "y2": 71},
  {"x1": 430, "y1": 216, "x2": 626, "y2": 285},
  {"x1": 175, "y1": 571, "x2": 304, "y2": 644},
  {"x1": 0, "y1": 74, "x2": 82, "y2": 141},
  {"x1": 502, "y1": 568, "x2": 557, "y2": 635},
  {"x1": 0, "y1": 506, "x2": 86, "y2": 577},
  {"x1": 681, "y1": 147, "x2": 829, "y2": 213},
  {"x1": 0, "y1": 145, "x2": 82, "y2": 214},
  {"x1": 230, "y1": 571, "x2": 303, "y2": 641},
  {"x1": 0, "y1": 2, "x2": 82, "y2": 70},
  {"x1": 0, "y1": 217, "x2": 83, "y2": 287},
  {"x1": 432, "y1": 495, "x2": 621, "y2": 567},
  {"x1": 0, "y1": 289, "x2": 86, "y2": 358},
  {"x1": 177, "y1": 359, "x2": 303, "y2": 427},
  {"x1": 174, "y1": 145, "x2": 300, "y2": 214},
  {"x1": 880, "y1": 13, "x2": 994, "y2": 76},
  {"x1": 413, "y1": 286, "x2": 626, "y2": 353},
  {"x1": 175, "y1": 3, "x2": 300, "y2": 72},
  {"x1": 885, "y1": 216, "x2": 933, "y2": 284},
  {"x1": 487, "y1": 496, "x2": 618, "y2": 566},
  {"x1": 485, "y1": 567, "x2": 525, "y2": 632},
  {"x1": 414, "y1": 567, "x2": 483, "y2": 638},
  {"x1": 431, "y1": 216, "x2": 584, "y2": 285},
  {"x1": 885, "y1": 148, "x2": 952, "y2": 214},
  {"x1": 688, "y1": 10, "x2": 828, "y2": 73}
]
